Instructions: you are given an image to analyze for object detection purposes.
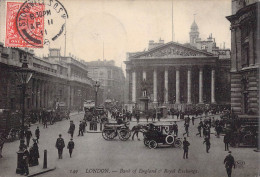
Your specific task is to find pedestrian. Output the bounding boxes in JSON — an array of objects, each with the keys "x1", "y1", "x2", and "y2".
[
  {"x1": 192, "y1": 117, "x2": 195, "y2": 125},
  {"x1": 35, "y1": 127, "x2": 40, "y2": 143},
  {"x1": 83, "y1": 120, "x2": 87, "y2": 132},
  {"x1": 0, "y1": 135, "x2": 6, "y2": 158},
  {"x1": 215, "y1": 124, "x2": 221, "y2": 138},
  {"x1": 22, "y1": 147, "x2": 30, "y2": 176},
  {"x1": 224, "y1": 151, "x2": 236, "y2": 177},
  {"x1": 68, "y1": 121, "x2": 75, "y2": 138},
  {"x1": 131, "y1": 124, "x2": 141, "y2": 141},
  {"x1": 173, "y1": 121, "x2": 178, "y2": 136},
  {"x1": 25, "y1": 128, "x2": 32, "y2": 147},
  {"x1": 55, "y1": 134, "x2": 65, "y2": 159},
  {"x1": 29, "y1": 139, "x2": 39, "y2": 166},
  {"x1": 43, "y1": 113, "x2": 48, "y2": 128},
  {"x1": 224, "y1": 133, "x2": 230, "y2": 151},
  {"x1": 67, "y1": 139, "x2": 75, "y2": 158},
  {"x1": 136, "y1": 112, "x2": 140, "y2": 123},
  {"x1": 203, "y1": 136, "x2": 211, "y2": 153},
  {"x1": 145, "y1": 113, "x2": 149, "y2": 123},
  {"x1": 183, "y1": 122, "x2": 189, "y2": 137},
  {"x1": 196, "y1": 124, "x2": 202, "y2": 137},
  {"x1": 78, "y1": 121, "x2": 84, "y2": 136},
  {"x1": 209, "y1": 117, "x2": 212, "y2": 128},
  {"x1": 183, "y1": 137, "x2": 190, "y2": 159}
]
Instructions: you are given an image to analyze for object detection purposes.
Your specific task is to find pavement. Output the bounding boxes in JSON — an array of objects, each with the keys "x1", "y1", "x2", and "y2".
[{"x1": 0, "y1": 112, "x2": 259, "y2": 177}]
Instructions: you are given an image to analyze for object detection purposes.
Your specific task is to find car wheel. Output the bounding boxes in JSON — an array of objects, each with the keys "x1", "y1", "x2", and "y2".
[
  {"x1": 149, "y1": 140, "x2": 158, "y2": 149},
  {"x1": 165, "y1": 135, "x2": 174, "y2": 145}
]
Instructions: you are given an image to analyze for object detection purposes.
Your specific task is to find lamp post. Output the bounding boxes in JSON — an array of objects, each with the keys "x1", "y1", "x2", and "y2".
[
  {"x1": 15, "y1": 62, "x2": 33, "y2": 174},
  {"x1": 94, "y1": 81, "x2": 100, "y2": 107}
]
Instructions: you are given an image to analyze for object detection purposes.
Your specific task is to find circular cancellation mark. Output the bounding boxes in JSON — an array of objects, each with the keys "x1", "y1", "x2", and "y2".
[{"x1": 16, "y1": 0, "x2": 69, "y2": 48}]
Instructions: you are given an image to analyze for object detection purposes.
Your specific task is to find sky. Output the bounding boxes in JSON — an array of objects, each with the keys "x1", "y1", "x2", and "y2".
[{"x1": 0, "y1": 0, "x2": 232, "y2": 68}]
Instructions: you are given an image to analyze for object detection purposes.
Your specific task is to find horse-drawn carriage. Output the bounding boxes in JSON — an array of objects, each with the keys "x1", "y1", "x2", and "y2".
[
  {"x1": 143, "y1": 122, "x2": 182, "y2": 149},
  {"x1": 102, "y1": 121, "x2": 131, "y2": 141}
]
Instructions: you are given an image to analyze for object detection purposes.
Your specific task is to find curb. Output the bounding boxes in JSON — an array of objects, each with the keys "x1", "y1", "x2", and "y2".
[{"x1": 28, "y1": 167, "x2": 56, "y2": 177}]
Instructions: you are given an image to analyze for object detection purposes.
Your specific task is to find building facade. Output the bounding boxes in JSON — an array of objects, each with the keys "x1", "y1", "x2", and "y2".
[
  {"x1": 0, "y1": 44, "x2": 103, "y2": 112},
  {"x1": 124, "y1": 22, "x2": 231, "y2": 111},
  {"x1": 226, "y1": 0, "x2": 259, "y2": 116},
  {"x1": 86, "y1": 60, "x2": 125, "y2": 104}
]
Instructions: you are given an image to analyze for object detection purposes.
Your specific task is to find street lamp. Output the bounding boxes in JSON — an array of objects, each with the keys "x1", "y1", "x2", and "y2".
[
  {"x1": 93, "y1": 81, "x2": 100, "y2": 107},
  {"x1": 15, "y1": 62, "x2": 33, "y2": 174},
  {"x1": 16, "y1": 62, "x2": 33, "y2": 138}
]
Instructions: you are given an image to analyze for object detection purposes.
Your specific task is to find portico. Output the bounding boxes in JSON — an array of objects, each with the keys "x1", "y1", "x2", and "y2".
[{"x1": 125, "y1": 41, "x2": 219, "y2": 110}]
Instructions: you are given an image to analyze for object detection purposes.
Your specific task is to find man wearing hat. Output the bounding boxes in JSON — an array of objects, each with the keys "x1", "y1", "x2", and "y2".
[
  {"x1": 55, "y1": 134, "x2": 65, "y2": 159},
  {"x1": 25, "y1": 128, "x2": 32, "y2": 147},
  {"x1": 67, "y1": 139, "x2": 75, "y2": 158},
  {"x1": 183, "y1": 137, "x2": 190, "y2": 159},
  {"x1": 68, "y1": 121, "x2": 75, "y2": 138},
  {"x1": 35, "y1": 127, "x2": 40, "y2": 143},
  {"x1": 224, "y1": 151, "x2": 235, "y2": 177}
]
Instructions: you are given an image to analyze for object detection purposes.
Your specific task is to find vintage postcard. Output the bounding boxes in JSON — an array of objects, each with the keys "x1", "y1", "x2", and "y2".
[{"x1": 0, "y1": 0, "x2": 259, "y2": 177}]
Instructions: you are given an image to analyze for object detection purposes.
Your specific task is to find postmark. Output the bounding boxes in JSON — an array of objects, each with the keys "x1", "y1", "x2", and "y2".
[{"x1": 5, "y1": 0, "x2": 68, "y2": 48}]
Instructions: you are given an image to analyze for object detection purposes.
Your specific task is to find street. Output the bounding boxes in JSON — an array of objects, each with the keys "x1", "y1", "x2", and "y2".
[{"x1": 0, "y1": 113, "x2": 258, "y2": 177}]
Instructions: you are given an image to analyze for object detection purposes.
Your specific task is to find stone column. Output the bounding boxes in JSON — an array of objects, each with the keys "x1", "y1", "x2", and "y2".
[
  {"x1": 132, "y1": 70, "x2": 136, "y2": 103},
  {"x1": 36, "y1": 80, "x2": 39, "y2": 109},
  {"x1": 231, "y1": 27, "x2": 237, "y2": 72},
  {"x1": 125, "y1": 70, "x2": 130, "y2": 103},
  {"x1": 187, "y1": 68, "x2": 192, "y2": 104},
  {"x1": 142, "y1": 70, "x2": 146, "y2": 81},
  {"x1": 164, "y1": 67, "x2": 169, "y2": 104},
  {"x1": 153, "y1": 68, "x2": 158, "y2": 103},
  {"x1": 211, "y1": 69, "x2": 216, "y2": 103},
  {"x1": 176, "y1": 67, "x2": 180, "y2": 104},
  {"x1": 199, "y1": 67, "x2": 203, "y2": 104}
]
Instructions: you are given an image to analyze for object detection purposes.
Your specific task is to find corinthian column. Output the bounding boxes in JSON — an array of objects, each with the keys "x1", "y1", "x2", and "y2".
[
  {"x1": 187, "y1": 68, "x2": 191, "y2": 104},
  {"x1": 132, "y1": 70, "x2": 136, "y2": 103},
  {"x1": 176, "y1": 67, "x2": 180, "y2": 104},
  {"x1": 199, "y1": 67, "x2": 203, "y2": 104},
  {"x1": 164, "y1": 67, "x2": 169, "y2": 104},
  {"x1": 211, "y1": 69, "x2": 216, "y2": 103},
  {"x1": 153, "y1": 68, "x2": 158, "y2": 103}
]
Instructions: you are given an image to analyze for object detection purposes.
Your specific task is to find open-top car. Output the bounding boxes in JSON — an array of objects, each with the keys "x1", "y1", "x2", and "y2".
[{"x1": 143, "y1": 122, "x2": 182, "y2": 149}]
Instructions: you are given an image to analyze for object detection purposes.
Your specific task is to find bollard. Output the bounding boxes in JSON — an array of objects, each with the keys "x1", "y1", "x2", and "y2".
[
  {"x1": 43, "y1": 150, "x2": 47, "y2": 169},
  {"x1": 100, "y1": 122, "x2": 102, "y2": 131}
]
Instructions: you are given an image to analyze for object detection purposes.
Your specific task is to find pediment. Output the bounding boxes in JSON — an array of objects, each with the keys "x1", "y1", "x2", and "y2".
[{"x1": 131, "y1": 42, "x2": 213, "y2": 59}]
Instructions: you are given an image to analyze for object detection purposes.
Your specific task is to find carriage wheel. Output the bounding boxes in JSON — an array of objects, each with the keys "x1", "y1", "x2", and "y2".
[
  {"x1": 118, "y1": 129, "x2": 131, "y2": 141},
  {"x1": 144, "y1": 139, "x2": 150, "y2": 147},
  {"x1": 174, "y1": 139, "x2": 182, "y2": 148},
  {"x1": 149, "y1": 140, "x2": 158, "y2": 149},
  {"x1": 102, "y1": 129, "x2": 116, "y2": 140}
]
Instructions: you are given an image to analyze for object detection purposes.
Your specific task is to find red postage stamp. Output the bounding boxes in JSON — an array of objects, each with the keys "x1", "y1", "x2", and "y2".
[{"x1": 5, "y1": 1, "x2": 45, "y2": 48}]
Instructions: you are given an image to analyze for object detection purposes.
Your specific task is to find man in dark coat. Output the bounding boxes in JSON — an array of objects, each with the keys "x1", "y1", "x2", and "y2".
[
  {"x1": 55, "y1": 134, "x2": 65, "y2": 159},
  {"x1": 203, "y1": 136, "x2": 211, "y2": 153},
  {"x1": 191, "y1": 117, "x2": 195, "y2": 125},
  {"x1": 173, "y1": 122, "x2": 178, "y2": 137},
  {"x1": 183, "y1": 122, "x2": 189, "y2": 137},
  {"x1": 68, "y1": 121, "x2": 75, "y2": 138},
  {"x1": 67, "y1": 139, "x2": 75, "y2": 158},
  {"x1": 183, "y1": 137, "x2": 190, "y2": 159},
  {"x1": 196, "y1": 124, "x2": 202, "y2": 137},
  {"x1": 78, "y1": 121, "x2": 84, "y2": 136},
  {"x1": 224, "y1": 151, "x2": 236, "y2": 177},
  {"x1": 25, "y1": 128, "x2": 32, "y2": 147},
  {"x1": 224, "y1": 133, "x2": 230, "y2": 151},
  {"x1": 35, "y1": 127, "x2": 40, "y2": 143}
]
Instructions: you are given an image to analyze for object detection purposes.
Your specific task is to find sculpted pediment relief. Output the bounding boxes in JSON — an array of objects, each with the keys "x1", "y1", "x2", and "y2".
[{"x1": 132, "y1": 43, "x2": 212, "y2": 59}]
